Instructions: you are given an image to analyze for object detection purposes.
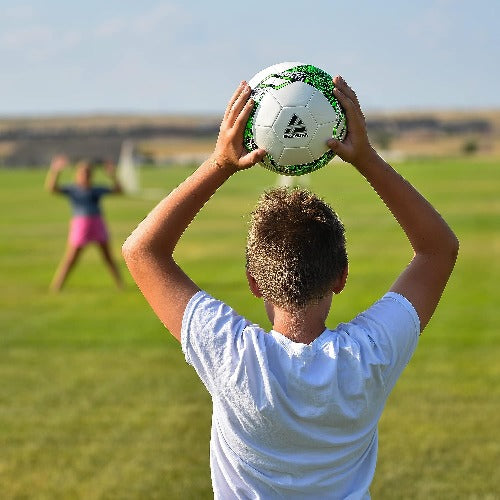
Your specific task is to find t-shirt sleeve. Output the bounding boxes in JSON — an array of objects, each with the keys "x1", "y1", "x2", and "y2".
[
  {"x1": 346, "y1": 292, "x2": 420, "y2": 394},
  {"x1": 181, "y1": 291, "x2": 255, "y2": 396}
]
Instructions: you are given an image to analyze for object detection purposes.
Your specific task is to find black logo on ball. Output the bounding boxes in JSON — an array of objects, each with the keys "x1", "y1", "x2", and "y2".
[{"x1": 284, "y1": 114, "x2": 307, "y2": 139}]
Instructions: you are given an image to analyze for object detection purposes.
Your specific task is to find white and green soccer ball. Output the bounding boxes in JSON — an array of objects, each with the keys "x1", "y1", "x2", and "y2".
[{"x1": 244, "y1": 62, "x2": 347, "y2": 176}]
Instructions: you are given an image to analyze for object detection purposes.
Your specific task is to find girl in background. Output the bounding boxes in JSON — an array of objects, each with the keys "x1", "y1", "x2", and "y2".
[{"x1": 46, "y1": 155, "x2": 124, "y2": 291}]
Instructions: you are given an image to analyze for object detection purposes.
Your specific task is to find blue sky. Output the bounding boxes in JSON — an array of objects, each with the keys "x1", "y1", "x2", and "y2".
[{"x1": 1, "y1": 0, "x2": 499, "y2": 115}]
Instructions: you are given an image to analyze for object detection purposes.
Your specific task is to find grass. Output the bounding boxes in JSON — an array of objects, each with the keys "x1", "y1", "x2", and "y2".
[{"x1": 1, "y1": 156, "x2": 499, "y2": 499}]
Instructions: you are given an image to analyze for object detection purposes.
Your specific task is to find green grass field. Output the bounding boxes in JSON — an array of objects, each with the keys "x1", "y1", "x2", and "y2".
[{"x1": 1, "y1": 157, "x2": 499, "y2": 499}]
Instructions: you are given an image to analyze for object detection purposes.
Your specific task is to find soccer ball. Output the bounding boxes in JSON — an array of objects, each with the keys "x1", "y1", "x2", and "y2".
[{"x1": 244, "y1": 62, "x2": 347, "y2": 176}]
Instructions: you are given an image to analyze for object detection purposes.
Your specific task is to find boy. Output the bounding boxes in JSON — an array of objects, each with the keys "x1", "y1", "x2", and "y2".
[{"x1": 122, "y1": 77, "x2": 458, "y2": 497}]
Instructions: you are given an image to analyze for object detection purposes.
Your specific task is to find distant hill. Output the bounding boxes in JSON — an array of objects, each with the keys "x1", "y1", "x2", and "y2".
[
  {"x1": 1, "y1": 110, "x2": 499, "y2": 167},
  {"x1": 0, "y1": 114, "x2": 220, "y2": 167}
]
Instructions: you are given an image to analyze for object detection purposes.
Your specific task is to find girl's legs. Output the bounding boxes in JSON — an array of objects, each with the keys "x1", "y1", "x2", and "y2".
[
  {"x1": 98, "y1": 241, "x2": 124, "y2": 289},
  {"x1": 50, "y1": 244, "x2": 83, "y2": 292}
]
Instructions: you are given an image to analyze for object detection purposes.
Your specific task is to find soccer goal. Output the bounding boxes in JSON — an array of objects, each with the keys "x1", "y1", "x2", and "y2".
[{"x1": 117, "y1": 140, "x2": 140, "y2": 194}]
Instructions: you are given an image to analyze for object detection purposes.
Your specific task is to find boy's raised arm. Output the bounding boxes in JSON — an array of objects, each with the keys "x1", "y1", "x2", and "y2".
[
  {"x1": 328, "y1": 76, "x2": 459, "y2": 332},
  {"x1": 122, "y1": 82, "x2": 265, "y2": 341}
]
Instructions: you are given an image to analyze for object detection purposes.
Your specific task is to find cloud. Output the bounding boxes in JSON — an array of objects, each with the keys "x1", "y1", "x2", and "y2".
[
  {"x1": 0, "y1": 23, "x2": 83, "y2": 64},
  {"x1": 406, "y1": 0, "x2": 457, "y2": 49},
  {"x1": 94, "y1": 18, "x2": 128, "y2": 39},
  {"x1": 132, "y1": 3, "x2": 185, "y2": 35},
  {"x1": 3, "y1": 4, "x2": 35, "y2": 20},
  {"x1": 1, "y1": 2, "x2": 187, "y2": 64},
  {"x1": 93, "y1": 3, "x2": 188, "y2": 40},
  {"x1": 1, "y1": 25, "x2": 52, "y2": 49}
]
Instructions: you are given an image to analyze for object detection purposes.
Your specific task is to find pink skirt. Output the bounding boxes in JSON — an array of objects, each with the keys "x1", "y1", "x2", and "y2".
[{"x1": 69, "y1": 215, "x2": 109, "y2": 247}]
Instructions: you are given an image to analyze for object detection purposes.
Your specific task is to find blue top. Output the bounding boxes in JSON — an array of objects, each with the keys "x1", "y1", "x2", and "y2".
[{"x1": 60, "y1": 185, "x2": 112, "y2": 216}]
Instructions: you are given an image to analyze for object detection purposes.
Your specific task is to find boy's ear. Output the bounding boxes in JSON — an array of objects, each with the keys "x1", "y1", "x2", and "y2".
[
  {"x1": 246, "y1": 270, "x2": 263, "y2": 298},
  {"x1": 332, "y1": 265, "x2": 349, "y2": 294}
]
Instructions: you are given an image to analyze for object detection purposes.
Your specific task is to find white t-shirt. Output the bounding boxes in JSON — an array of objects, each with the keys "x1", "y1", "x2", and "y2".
[{"x1": 181, "y1": 291, "x2": 420, "y2": 499}]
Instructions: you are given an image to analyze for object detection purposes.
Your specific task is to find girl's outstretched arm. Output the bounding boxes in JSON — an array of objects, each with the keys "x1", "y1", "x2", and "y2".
[
  {"x1": 104, "y1": 161, "x2": 123, "y2": 194},
  {"x1": 45, "y1": 155, "x2": 69, "y2": 193},
  {"x1": 122, "y1": 82, "x2": 265, "y2": 341}
]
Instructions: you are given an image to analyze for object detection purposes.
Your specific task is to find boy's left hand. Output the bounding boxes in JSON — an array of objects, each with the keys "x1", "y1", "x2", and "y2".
[{"x1": 211, "y1": 82, "x2": 266, "y2": 173}]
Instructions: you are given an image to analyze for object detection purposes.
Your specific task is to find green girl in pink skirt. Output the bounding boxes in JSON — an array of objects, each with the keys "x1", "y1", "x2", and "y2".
[{"x1": 45, "y1": 155, "x2": 124, "y2": 291}]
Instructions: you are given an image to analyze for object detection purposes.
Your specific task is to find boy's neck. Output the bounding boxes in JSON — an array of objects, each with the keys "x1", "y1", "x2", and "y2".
[{"x1": 267, "y1": 294, "x2": 333, "y2": 345}]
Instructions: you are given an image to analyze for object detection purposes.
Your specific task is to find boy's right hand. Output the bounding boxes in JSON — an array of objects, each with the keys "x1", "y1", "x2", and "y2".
[
  {"x1": 327, "y1": 76, "x2": 377, "y2": 167},
  {"x1": 211, "y1": 82, "x2": 266, "y2": 173}
]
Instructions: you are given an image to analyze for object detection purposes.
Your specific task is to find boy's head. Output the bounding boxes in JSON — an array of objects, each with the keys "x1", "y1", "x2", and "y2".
[{"x1": 246, "y1": 188, "x2": 347, "y2": 311}]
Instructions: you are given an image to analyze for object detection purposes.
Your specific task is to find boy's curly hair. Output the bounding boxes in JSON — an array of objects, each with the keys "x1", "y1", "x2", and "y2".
[{"x1": 246, "y1": 188, "x2": 347, "y2": 310}]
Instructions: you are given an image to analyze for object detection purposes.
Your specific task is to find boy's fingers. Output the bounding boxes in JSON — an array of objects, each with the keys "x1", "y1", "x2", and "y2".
[
  {"x1": 239, "y1": 148, "x2": 266, "y2": 169},
  {"x1": 334, "y1": 87, "x2": 364, "y2": 130},
  {"x1": 334, "y1": 88, "x2": 365, "y2": 143},
  {"x1": 333, "y1": 86, "x2": 357, "y2": 117},
  {"x1": 233, "y1": 95, "x2": 255, "y2": 131},
  {"x1": 327, "y1": 138, "x2": 349, "y2": 158},
  {"x1": 224, "y1": 81, "x2": 246, "y2": 120},
  {"x1": 227, "y1": 84, "x2": 251, "y2": 126},
  {"x1": 333, "y1": 75, "x2": 359, "y2": 107}
]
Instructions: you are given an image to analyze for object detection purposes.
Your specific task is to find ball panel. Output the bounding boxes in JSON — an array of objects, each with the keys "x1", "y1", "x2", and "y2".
[
  {"x1": 306, "y1": 90, "x2": 338, "y2": 125},
  {"x1": 308, "y1": 122, "x2": 335, "y2": 158},
  {"x1": 253, "y1": 93, "x2": 282, "y2": 128},
  {"x1": 274, "y1": 107, "x2": 318, "y2": 148},
  {"x1": 254, "y1": 125, "x2": 284, "y2": 161},
  {"x1": 268, "y1": 81, "x2": 316, "y2": 108},
  {"x1": 279, "y1": 147, "x2": 314, "y2": 166}
]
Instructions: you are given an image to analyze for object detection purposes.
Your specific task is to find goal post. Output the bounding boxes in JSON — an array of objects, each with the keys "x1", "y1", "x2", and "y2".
[{"x1": 117, "y1": 140, "x2": 140, "y2": 194}]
